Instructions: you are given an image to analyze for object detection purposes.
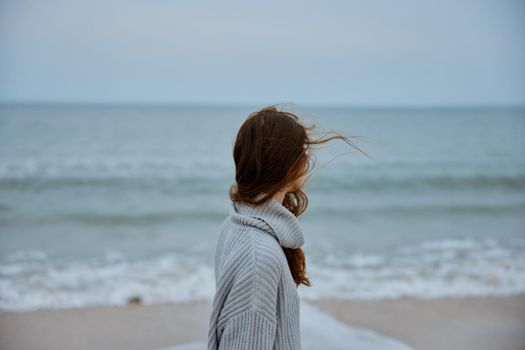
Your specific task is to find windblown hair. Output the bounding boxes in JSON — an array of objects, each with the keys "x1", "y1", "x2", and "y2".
[{"x1": 229, "y1": 104, "x2": 370, "y2": 287}]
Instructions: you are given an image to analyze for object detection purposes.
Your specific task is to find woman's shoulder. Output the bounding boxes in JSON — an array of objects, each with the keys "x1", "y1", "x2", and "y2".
[{"x1": 219, "y1": 218, "x2": 287, "y2": 268}]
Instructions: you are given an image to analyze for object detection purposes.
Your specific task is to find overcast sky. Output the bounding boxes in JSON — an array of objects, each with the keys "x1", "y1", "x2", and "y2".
[{"x1": 1, "y1": 0, "x2": 524, "y2": 106}]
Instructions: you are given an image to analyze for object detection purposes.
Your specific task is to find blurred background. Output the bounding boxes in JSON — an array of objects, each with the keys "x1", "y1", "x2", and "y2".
[{"x1": 1, "y1": 0, "x2": 524, "y2": 315}]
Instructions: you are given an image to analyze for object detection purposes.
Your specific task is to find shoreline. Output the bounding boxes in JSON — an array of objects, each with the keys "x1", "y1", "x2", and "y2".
[{"x1": 1, "y1": 294, "x2": 524, "y2": 350}]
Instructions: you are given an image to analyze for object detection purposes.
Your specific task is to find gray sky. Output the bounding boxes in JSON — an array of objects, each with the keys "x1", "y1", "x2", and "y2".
[{"x1": 1, "y1": 0, "x2": 524, "y2": 106}]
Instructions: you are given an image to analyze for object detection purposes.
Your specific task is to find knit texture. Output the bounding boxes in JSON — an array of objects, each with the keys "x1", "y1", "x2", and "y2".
[{"x1": 208, "y1": 197, "x2": 305, "y2": 350}]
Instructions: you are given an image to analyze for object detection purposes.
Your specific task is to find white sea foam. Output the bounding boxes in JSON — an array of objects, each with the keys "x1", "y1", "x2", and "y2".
[
  {"x1": 0, "y1": 251, "x2": 216, "y2": 311},
  {"x1": 300, "y1": 238, "x2": 525, "y2": 300},
  {"x1": 1, "y1": 239, "x2": 524, "y2": 311}
]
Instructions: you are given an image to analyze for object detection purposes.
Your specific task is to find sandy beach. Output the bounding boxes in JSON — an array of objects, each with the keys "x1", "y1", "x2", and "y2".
[
  {"x1": 309, "y1": 294, "x2": 525, "y2": 350},
  {"x1": 1, "y1": 293, "x2": 524, "y2": 350}
]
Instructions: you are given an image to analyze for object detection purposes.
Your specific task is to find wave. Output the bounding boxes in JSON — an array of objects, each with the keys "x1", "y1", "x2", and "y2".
[
  {"x1": 305, "y1": 202, "x2": 525, "y2": 217},
  {"x1": 0, "y1": 158, "x2": 231, "y2": 180},
  {"x1": 1, "y1": 159, "x2": 524, "y2": 193},
  {"x1": 1, "y1": 238, "x2": 524, "y2": 311},
  {"x1": 309, "y1": 173, "x2": 525, "y2": 192},
  {"x1": 0, "y1": 210, "x2": 226, "y2": 226},
  {"x1": 0, "y1": 203, "x2": 525, "y2": 227},
  {"x1": 0, "y1": 177, "x2": 228, "y2": 193},
  {"x1": 1, "y1": 173, "x2": 524, "y2": 194},
  {"x1": 1, "y1": 201, "x2": 524, "y2": 227}
]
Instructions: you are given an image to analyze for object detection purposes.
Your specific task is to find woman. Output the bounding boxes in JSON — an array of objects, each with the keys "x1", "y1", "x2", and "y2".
[{"x1": 207, "y1": 105, "x2": 367, "y2": 350}]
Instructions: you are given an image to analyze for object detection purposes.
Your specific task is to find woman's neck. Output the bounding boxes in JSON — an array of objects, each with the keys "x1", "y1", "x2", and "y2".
[{"x1": 272, "y1": 190, "x2": 287, "y2": 204}]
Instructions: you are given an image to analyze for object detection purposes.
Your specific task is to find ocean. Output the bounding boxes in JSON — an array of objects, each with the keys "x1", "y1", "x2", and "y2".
[{"x1": 0, "y1": 104, "x2": 524, "y2": 311}]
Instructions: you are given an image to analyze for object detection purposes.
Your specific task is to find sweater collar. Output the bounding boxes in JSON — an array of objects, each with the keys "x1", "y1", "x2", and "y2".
[{"x1": 229, "y1": 197, "x2": 305, "y2": 249}]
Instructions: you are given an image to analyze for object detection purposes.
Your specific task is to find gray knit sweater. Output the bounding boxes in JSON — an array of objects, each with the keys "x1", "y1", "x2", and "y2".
[{"x1": 207, "y1": 197, "x2": 305, "y2": 350}]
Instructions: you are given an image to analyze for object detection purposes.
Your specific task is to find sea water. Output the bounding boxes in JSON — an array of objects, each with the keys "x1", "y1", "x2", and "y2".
[{"x1": 0, "y1": 104, "x2": 524, "y2": 310}]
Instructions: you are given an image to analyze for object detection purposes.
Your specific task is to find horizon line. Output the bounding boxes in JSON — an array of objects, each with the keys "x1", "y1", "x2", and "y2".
[{"x1": 1, "y1": 101, "x2": 524, "y2": 110}]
